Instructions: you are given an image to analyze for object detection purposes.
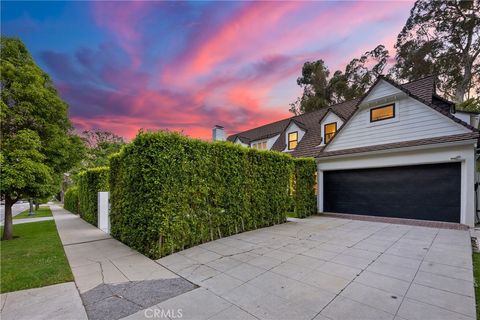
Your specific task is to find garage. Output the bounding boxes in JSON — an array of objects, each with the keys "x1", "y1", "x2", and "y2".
[{"x1": 323, "y1": 162, "x2": 461, "y2": 223}]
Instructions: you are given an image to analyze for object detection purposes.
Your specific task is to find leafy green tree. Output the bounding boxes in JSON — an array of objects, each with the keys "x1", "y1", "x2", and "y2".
[
  {"x1": 1, "y1": 130, "x2": 54, "y2": 236},
  {"x1": 289, "y1": 60, "x2": 331, "y2": 114},
  {"x1": 81, "y1": 130, "x2": 125, "y2": 168},
  {"x1": 0, "y1": 37, "x2": 84, "y2": 240},
  {"x1": 291, "y1": 45, "x2": 389, "y2": 114},
  {"x1": 391, "y1": 0, "x2": 480, "y2": 102},
  {"x1": 457, "y1": 97, "x2": 480, "y2": 113},
  {"x1": 63, "y1": 130, "x2": 124, "y2": 197}
]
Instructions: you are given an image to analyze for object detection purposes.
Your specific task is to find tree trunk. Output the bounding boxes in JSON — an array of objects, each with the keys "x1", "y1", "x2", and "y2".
[
  {"x1": 2, "y1": 197, "x2": 16, "y2": 240},
  {"x1": 29, "y1": 198, "x2": 34, "y2": 216},
  {"x1": 455, "y1": 62, "x2": 472, "y2": 103},
  {"x1": 35, "y1": 201, "x2": 39, "y2": 211}
]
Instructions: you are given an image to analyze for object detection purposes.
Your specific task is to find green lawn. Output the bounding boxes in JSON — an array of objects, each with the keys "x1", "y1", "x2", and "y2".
[
  {"x1": 473, "y1": 252, "x2": 480, "y2": 319},
  {"x1": 0, "y1": 218, "x2": 73, "y2": 293},
  {"x1": 13, "y1": 206, "x2": 52, "y2": 219}
]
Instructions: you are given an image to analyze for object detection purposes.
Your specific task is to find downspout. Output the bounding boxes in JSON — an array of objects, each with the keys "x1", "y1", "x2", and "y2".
[{"x1": 476, "y1": 149, "x2": 480, "y2": 224}]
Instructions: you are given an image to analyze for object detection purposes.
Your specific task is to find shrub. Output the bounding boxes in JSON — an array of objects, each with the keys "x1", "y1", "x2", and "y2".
[
  {"x1": 64, "y1": 186, "x2": 79, "y2": 214},
  {"x1": 293, "y1": 158, "x2": 317, "y2": 218},
  {"x1": 109, "y1": 131, "x2": 297, "y2": 259},
  {"x1": 78, "y1": 167, "x2": 109, "y2": 226}
]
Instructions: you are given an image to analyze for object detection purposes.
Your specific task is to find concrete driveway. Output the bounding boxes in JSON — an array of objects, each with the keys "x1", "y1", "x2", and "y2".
[{"x1": 125, "y1": 215, "x2": 475, "y2": 320}]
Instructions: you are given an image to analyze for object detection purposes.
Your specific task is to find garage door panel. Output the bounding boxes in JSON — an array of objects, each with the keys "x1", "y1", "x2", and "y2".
[{"x1": 323, "y1": 163, "x2": 461, "y2": 223}]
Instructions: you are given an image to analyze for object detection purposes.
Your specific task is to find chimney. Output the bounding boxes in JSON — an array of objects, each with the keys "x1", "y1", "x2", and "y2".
[{"x1": 212, "y1": 125, "x2": 225, "y2": 141}]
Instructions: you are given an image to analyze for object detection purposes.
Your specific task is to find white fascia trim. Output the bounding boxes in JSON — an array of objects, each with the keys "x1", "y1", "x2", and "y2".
[
  {"x1": 316, "y1": 139, "x2": 477, "y2": 162},
  {"x1": 359, "y1": 92, "x2": 408, "y2": 109}
]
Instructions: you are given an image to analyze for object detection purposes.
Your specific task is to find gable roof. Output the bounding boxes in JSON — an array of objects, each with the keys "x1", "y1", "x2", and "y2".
[
  {"x1": 227, "y1": 75, "x2": 478, "y2": 158},
  {"x1": 227, "y1": 118, "x2": 290, "y2": 143},
  {"x1": 227, "y1": 99, "x2": 358, "y2": 157},
  {"x1": 378, "y1": 76, "x2": 478, "y2": 132}
]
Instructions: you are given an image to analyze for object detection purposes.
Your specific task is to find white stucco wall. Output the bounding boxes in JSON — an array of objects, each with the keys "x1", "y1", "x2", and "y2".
[{"x1": 317, "y1": 141, "x2": 477, "y2": 226}]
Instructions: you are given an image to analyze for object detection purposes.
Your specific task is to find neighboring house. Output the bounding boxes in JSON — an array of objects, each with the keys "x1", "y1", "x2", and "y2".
[{"x1": 214, "y1": 76, "x2": 479, "y2": 227}]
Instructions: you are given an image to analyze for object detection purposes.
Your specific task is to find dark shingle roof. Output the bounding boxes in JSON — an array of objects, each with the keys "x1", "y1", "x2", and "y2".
[
  {"x1": 227, "y1": 118, "x2": 290, "y2": 143},
  {"x1": 227, "y1": 99, "x2": 358, "y2": 157},
  {"x1": 227, "y1": 75, "x2": 477, "y2": 158},
  {"x1": 270, "y1": 99, "x2": 358, "y2": 157},
  {"x1": 401, "y1": 75, "x2": 435, "y2": 104}
]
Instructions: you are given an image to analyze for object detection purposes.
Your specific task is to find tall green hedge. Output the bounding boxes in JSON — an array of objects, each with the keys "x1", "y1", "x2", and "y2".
[
  {"x1": 64, "y1": 186, "x2": 79, "y2": 214},
  {"x1": 109, "y1": 131, "x2": 303, "y2": 259},
  {"x1": 78, "y1": 167, "x2": 109, "y2": 226},
  {"x1": 293, "y1": 158, "x2": 317, "y2": 218}
]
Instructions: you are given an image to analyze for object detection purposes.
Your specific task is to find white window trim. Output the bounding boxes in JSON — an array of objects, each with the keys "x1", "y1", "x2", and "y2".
[
  {"x1": 366, "y1": 101, "x2": 400, "y2": 128},
  {"x1": 251, "y1": 140, "x2": 268, "y2": 150}
]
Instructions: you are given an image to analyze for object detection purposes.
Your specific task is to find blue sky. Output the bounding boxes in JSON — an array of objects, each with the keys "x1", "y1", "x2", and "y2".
[{"x1": 1, "y1": 1, "x2": 414, "y2": 139}]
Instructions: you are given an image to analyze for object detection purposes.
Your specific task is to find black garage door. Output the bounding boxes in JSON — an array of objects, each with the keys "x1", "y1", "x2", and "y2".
[{"x1": 324, "y1": 163, "x2": 461, "y2": 223}]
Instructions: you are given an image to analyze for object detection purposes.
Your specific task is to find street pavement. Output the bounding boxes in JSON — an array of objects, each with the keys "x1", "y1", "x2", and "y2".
[{"x1": 0, "y1": 202, "x2": 31, "y2": 222}]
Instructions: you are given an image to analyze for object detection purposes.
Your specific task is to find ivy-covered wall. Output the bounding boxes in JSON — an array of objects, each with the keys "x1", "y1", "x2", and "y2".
[
  {"x1": 109, "y1": 131, "x2": 318, "y2": 259},
  {"x1": 64, "y1": 186, "x2": 79, "y2": 214},
  {"x1": 78, "y1": 167, "x2": 109, "y2": 226},
  {"x1": 292, "y1": 158, "x2": 317, "y2": 218}
]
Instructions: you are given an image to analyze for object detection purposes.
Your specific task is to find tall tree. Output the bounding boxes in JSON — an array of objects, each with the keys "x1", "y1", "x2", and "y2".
[
  {"x1": 0, "y1": 37, "x2": 84, "y2": 240},
  {"x1": 291, "y1": 45, "x2": 389, "y2": 114},
  {"x1": 81, "y1": 130, "x2": 125, "y2": 168},
  {"x1": 391, "y1": 0, "x2": 480, "y2": 102}
]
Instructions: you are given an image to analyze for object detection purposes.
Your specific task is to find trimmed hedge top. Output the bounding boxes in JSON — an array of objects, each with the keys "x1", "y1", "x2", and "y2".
[{"x1": 109, "y1": 131, "x2": 316, "y2": 259}]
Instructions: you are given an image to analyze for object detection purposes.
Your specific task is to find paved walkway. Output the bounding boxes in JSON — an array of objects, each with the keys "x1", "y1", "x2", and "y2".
[
  {"x1": 2, "y1": 206, "x2": 474, "y2": 320},
  {"x1": 9, "y1": 216, "x2": 54, "y2": 225},
  {"x1": 1, "y1": 283, "x2": 86, "y2": 320},
  {"x1": 123, "y1": 216, "x2": 475, "y2": 320},
  {"x1": 51, "y1": 205, "x2": 195, "y2": 320}
]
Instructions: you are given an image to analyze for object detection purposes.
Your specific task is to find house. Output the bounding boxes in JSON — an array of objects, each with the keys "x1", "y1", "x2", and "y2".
[{"x1": 214, "y1": 76, "x2": 479, "y2": 227}]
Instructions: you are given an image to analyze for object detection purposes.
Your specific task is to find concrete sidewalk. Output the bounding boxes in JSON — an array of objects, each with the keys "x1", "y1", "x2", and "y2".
[
  {"x1": 51, "y1": 205, "x2": 196, "y2": 320},
  {"x1": 11, "y1": 216, "x2": 54, "y2": 225},
  {"x1": 1, "y1": 283, "x2": 87, "y2": 320}
]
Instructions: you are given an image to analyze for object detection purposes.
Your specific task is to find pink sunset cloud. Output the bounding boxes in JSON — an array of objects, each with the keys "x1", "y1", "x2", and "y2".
[{"x1": 36, "y1": 1, "x2": 415, "y2": 140}]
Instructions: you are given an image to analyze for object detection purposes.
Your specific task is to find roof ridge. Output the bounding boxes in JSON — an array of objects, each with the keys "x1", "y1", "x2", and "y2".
[
  {"x1": 399, "y1": 74, "x2": 435, "y2": 86},
  {"x1": 292, "y1": 98, "x2": 360, "y2": 120},
  {"x1": 227, "y1": 98, "x2": 359, "y2": 140}
]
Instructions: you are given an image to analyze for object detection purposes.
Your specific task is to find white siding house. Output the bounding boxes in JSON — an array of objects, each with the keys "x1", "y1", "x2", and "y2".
[
  {"x1": 226, "y1": 76, "x2": 478, "y2": 227},
  {"x1": 318, "y1": 78, "x2": 478, "y2": 227},
  {"x1": 326, "y1": 82, "x2": 471, "y2": 152}
]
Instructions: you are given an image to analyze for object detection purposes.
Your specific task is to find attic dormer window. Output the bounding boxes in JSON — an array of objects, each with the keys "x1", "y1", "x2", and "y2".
[
  {"x1": 324, "y1": 122, "x2": 337, "y2": 144},
  {"x1": 288, "y1": 131, "x2": 298, "y2": 150},
  {"x1": 370, "y1": 104, "x2": 395, "y2": 122}
]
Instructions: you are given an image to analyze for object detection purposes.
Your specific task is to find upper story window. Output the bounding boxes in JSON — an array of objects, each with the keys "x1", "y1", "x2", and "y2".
[
  {"x1": 324, "y1": 122, "x2": 337, "y2": 144},
  {"x1": 288, "y1": 131, "x2": 298, "y2": 150},
  {"x1": 252, "y1": 141, "x2": 267, "y2": 150},
  {"x1": 370, "y1": 104, "x2": 395, "y2": 122}
]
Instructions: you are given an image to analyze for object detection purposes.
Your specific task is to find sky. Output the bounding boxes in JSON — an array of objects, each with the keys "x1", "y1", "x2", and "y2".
[{"x1": 1, "y1": 1, "x2": 414, "y2": 140}]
